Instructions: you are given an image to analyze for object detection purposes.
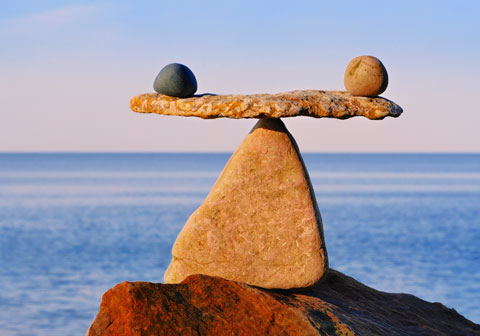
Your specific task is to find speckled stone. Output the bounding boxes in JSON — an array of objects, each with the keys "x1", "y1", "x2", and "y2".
[
  {"x1": 153, "y1": 63, "x2": 197, "y2": 98},
  {"x1": 344, "y1": 56, "x2": 388, "y2": 97},
  {"x1": 130, "y1": 90, "x2": 402, "y2": 119},
  {"x1": 164, "y1": 118, "x2": 328, "y2": 289}
]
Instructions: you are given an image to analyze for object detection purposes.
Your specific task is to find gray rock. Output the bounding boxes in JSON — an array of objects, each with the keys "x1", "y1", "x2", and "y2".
[{"x1": 153, "y1": 63, "x2": 197, "y2": 98}]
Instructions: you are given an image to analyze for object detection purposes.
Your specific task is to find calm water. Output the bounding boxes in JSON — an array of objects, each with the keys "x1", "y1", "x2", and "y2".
[{"x1": 0, "y1": 153, "x2": 479, "y2": 335}]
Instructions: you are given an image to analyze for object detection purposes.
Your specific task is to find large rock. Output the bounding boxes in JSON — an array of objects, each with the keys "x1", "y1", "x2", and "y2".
[
  {"x1": 87, "y1": 270, "x2": 480, "y2": 336},
  {"x1": 130, "y1": 89, "x2": 402, "y2": 119},
  {"x1": 164, "y1": 118, "x2": 328, "y2": 289}
]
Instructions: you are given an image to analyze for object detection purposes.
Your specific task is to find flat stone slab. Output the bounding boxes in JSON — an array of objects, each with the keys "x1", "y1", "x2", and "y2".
[{"x1": 130, "y1": 90, "x2": 402, "y2": 120}]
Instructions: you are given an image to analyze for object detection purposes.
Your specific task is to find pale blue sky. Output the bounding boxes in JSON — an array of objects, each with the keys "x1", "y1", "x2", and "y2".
[{"x1": 1, "y1": 0, "x2": 479, "y2": 152}]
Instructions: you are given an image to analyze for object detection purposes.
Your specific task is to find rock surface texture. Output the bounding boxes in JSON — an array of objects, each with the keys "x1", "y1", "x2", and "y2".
[
  {"x1": 164, "y1": 118, "x2": 328, "y2": 289},
  {"x1": 87, "y1": 270, "x2": 480, "y2": 336},
  {"x1": 130, "y1": 90, "x2": 402, "y2": 119}
]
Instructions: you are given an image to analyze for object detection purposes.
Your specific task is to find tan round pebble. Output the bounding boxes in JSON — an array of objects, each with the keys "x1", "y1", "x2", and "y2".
[{"x1": 344, "y1": 56, "x2": 388, "y2": 97}]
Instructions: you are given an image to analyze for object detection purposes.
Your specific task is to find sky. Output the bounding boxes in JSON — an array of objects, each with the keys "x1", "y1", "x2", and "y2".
[{"x1": 1, "y1": 0, "x2": 479, "y2": 152}]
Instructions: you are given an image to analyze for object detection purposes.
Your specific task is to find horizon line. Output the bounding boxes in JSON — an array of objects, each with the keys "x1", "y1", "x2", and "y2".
[{"x1": 1, "y1": 151, "x2": 479, "y2": 155}]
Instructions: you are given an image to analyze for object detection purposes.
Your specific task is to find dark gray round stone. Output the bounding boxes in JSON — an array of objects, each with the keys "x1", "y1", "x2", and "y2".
[{"x1": 153, "y1": 63, "x2": 197, "y2": 98}]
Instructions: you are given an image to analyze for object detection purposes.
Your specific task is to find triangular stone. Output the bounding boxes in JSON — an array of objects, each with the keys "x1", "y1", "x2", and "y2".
[{"x1": 164, "y1": 119, "x2": 328, "y2": 289}]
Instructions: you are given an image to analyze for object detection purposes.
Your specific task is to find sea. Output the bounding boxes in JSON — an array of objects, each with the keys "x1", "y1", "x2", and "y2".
[{"x1": 0, "y1": 153, "x2": 479, "y2": 335}]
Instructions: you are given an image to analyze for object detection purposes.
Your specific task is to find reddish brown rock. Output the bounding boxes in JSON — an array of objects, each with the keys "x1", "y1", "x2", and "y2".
[{"x1": 87, "y1": 270, "x2": 480, "y2": 336}]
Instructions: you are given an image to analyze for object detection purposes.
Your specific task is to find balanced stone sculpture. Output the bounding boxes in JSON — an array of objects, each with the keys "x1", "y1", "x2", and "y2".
[{"x1": 130, "y1": 89, "x2": 402, "y2": 289}]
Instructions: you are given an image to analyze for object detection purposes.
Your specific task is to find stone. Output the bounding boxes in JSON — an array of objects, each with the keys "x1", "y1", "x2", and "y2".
[
  {"x1": 153, "y1": 63, "x2": 197, "y2": 98},
  {"x1": 344, "y1": 56, "x2": 388, "y2": 97},
  {"x1": 164, "y1": 118, "x2": 328, "y2": 289},
  {"x1": 130, "y1": 89, "x2": 402, "y2": 119},
  {"x1": 87, "y1": 271, "x2": 480, "y2": 336}
]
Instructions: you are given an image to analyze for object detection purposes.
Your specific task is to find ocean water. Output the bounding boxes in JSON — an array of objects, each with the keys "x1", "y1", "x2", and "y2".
[{"x1": 0, "y1": 153, "x2": 479, "y2": 335}]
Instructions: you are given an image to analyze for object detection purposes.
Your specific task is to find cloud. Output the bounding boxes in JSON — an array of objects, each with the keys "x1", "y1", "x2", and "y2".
[{"x1": 0, "y1": 4, "x2": 105, "y2": 35}]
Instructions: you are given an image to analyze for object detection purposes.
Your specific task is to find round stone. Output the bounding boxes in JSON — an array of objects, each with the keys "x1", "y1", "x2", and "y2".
[
  {"x1": 153, "y1": 63, "x2": 197, "y2": 98},
  {"x1": 344, "y1": 56, "x2": 388, "y2": 97}
]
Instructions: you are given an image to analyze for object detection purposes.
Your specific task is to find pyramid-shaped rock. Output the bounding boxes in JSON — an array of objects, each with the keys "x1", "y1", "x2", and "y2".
[{"x1": 164, "y1": 119, "x2": 328, "y2": 289}]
